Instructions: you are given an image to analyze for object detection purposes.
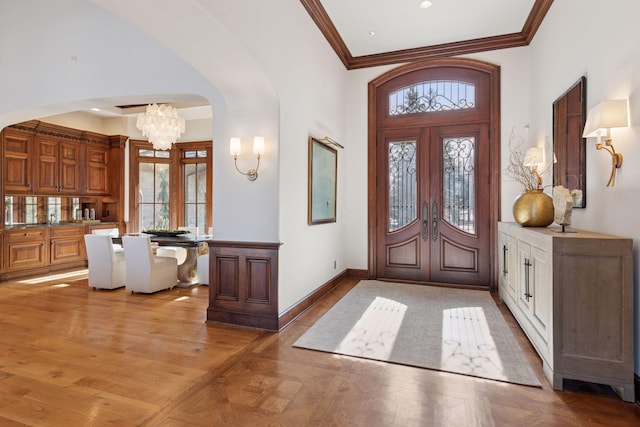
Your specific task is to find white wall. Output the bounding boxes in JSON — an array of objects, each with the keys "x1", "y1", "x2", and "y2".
[
  {"x1": 201, "y1": 1, "x2": 351, "y2": 312},
  {"x1": 343, "y1": 65, "x2": 393, "y2": 271},
  {"x1": 90, "y1": 0, "x2": 282, "y2": 244},
  {"x1": 0, "y1": 1, "x2": 221, "y2": 129},
  {"x1": 524, "y1": 0, "x2": 640, "y2": 374}
]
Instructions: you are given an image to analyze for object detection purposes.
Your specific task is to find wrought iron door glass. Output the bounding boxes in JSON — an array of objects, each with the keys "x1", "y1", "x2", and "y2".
[
  {"x1": 388, "y1": 141, "x2": 417, "y2": 232},
  {"x1": 442, "y1": 137, "x2": 476, "y2": 234}
]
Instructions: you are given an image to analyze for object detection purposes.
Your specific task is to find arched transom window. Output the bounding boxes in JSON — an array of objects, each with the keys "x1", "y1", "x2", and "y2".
[{"x1": 389, "y1": 80, "x2": 475, "y2": 116}]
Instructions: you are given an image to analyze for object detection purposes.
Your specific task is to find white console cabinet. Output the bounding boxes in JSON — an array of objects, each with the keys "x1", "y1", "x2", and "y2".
[{"x1": 498, "y1": 222, "x2": 634, "y2": 402}]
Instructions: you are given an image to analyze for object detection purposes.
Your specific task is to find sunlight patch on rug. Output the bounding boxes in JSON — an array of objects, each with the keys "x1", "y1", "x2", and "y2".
[
  {"x1": 441, "y1": 306, "x2": 504, "y2": 379},
  {"x1": 293, "y1": 280, "x2": 541, "y2": 387},
  {"x1": 336, "y1": 296, "x2": 406, "y2": 359}
]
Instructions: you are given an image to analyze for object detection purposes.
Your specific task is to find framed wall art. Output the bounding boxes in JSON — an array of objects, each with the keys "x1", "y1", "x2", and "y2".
[{"x1": 308, "y1": 136, "x2": 337, "y2": 225}]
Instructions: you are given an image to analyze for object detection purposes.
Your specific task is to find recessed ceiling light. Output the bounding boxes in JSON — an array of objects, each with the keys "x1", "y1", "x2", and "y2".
[
  {"x1": 369, "y1": 31, "x2": 375, "y2": 36},
  {"x1": 90, "y1": 107, "x2": 101, "y2": 112},
  {"x1": 420, "y1": 1, "x2": 433, "y2": 8}
]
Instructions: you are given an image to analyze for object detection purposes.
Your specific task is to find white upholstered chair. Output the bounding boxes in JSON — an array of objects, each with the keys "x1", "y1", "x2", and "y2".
[
  {"x1": 91, "y1": 227, "x2": 123, "y2": 253},
  {"x1": 196, "y1": 245, "x2": 209, "y2": 285},
  {"x1": 122, "y1": 235, "x2": 177, "y2": 293},
  {"x1": 154, "y1": 228, "x2": 191, "y2": 265},
  {"x1": 84, "y1": 234, "x2": 126, "y2": 290},
  {"x1": 155, "y1": 245, "x2": 187, "y2": 265}
]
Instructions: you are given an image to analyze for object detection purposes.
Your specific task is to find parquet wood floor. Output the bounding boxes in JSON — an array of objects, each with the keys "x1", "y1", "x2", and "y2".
[{"x1": 0, "y1": 270, "x2": 638, "y2": 426}]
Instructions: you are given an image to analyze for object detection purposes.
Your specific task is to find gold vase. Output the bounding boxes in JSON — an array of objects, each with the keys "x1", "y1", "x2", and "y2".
[{"x1": 513, "y1": 189, "x2": 554, "y2": 227}]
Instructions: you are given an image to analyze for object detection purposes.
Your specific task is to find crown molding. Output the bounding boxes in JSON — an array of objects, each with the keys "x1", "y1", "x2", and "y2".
[
  {"x1": 300, "y1": 0, "x2": 353, "y2": 68},
  {"x1": 300, "y1": 0, "x2": 554, "y2": 70}
]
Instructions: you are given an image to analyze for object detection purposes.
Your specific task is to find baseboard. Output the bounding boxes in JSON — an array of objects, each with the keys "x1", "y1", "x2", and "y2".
[
  {"x1": 277, "y1": 270, "x2": 349, "y2": 330},
  {"x1": 347, "y1": 268, "x2": 369, "y2": 279},
  {"x1": 207, "y1": 308, "x2": 279, "y2": 331}
]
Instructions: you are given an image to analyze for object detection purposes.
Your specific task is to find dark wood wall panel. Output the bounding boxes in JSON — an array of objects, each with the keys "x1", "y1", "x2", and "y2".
[
  {"x1": 216, "y1": 256, "x2": 239, "y2": 300},
  {"x1": 247, "y1": 258, "x2": 270, "y2": 304},
  {"x1": 207, "y1": 241, "x2": 280, "y2": 331}
]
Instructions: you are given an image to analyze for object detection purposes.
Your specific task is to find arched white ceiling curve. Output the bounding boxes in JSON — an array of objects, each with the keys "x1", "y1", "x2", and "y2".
[
  {"x1": 0, "y1": 0, "x2": 224, "y2": 129},
  {"x1": 90, "y1": 0, "x2": 279, "y2": 115}
]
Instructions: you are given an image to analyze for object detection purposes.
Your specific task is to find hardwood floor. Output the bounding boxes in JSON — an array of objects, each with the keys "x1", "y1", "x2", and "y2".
[{"x1": 0, "y1": 270, "x2": 638, "y2": 426}]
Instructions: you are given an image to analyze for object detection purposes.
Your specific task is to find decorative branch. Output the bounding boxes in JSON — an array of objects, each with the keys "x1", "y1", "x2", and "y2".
[{"x1": 504, "y1": 126, "x2": 552, "y2": 192}]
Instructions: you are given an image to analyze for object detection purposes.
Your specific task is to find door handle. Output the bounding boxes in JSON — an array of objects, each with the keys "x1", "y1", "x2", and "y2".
[
  {"x1": 524, "y1": 258, "x2": 533, "y2": 301},
  {"x1": 431, "y1": 200, "x2": 438, "y2": 241},
  {"x1": 422, "y1": 202, "x2": 429, "y2": 241},
  {"x1": 502, "y1": 245, "x2": 508, "y2": 275}
]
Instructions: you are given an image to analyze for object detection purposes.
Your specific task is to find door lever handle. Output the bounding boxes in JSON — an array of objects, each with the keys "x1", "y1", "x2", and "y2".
[
  {"x1": 422, "y1": 202, "x2": 429, "y2": 241},
  {"x1": 431, "y1": 200, "x2": 438, "y2": 241}
]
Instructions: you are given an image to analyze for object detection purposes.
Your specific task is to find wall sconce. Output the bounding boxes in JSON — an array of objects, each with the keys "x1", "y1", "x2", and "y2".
[
  {"x1": 582, "y1": 99, "x2": 629, "y2": 187},
  {"x1": 524, "y1": 146, "x2": 544, "y2": 189},
  {"x1": 230, "y1": 136, "x2": 265, "y2": 181}
]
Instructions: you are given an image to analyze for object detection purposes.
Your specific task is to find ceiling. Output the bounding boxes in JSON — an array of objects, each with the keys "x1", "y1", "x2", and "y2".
[
  {"x1": 85, "y1": 98, "x2": 212, "y2": 120},
  {"x1": 61, "y1": 0, "x2": 554, "y2": 120},
  {"x1": 41, "y1": 95, "x2": 211, "y2": 122},
  {"x1": 301, "y1": 0, "x2": 554, "y2": 69}
]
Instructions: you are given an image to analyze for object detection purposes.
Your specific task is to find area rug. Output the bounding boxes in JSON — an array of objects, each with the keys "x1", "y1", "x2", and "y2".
[{"x1": 293, "y1": 280, "x2": 541, "y2": 387}]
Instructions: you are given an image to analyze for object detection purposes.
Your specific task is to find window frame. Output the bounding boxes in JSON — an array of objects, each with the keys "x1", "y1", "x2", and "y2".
[{"x1": 128, "y1": 140, "x2": 212, "y2": 233}]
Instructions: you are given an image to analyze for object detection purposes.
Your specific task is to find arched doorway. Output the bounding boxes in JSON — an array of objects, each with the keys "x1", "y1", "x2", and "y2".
[{"x1": 367, "y1": 58, "x2": 501, "y2": 287}]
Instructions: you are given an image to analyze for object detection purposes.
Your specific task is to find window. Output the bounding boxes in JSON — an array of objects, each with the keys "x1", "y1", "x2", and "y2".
[
  {"x1": 139, "y1": 162, "x2": 171, "y2": 230},
  {"x1": 389, "y1": 80, "x2": 475, "y2": 116},
  {"x1": 182, "y1": 150, "x2": 208, "y2": 234},
  {"x1": 129, "y1": 140, "x2": 212, "y2": 233}
]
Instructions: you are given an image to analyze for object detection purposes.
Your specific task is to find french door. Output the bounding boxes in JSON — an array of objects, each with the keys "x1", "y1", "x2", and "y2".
[
  {"x1": 376, "y1": 123, "x2": 490, "y2": 285},
  {"x1": 369, "y1": 58, "x2": 500, "y2": 287}
]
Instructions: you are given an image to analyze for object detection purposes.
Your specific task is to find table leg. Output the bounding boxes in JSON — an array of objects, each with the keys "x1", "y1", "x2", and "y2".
[{"x1": 176, "y1": 247, "x2": 199, "y2": 287}]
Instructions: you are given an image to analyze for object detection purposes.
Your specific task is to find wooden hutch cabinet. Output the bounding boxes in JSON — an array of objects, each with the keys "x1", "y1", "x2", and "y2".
[
  {"x1": 0, "y1": 120, "x2": 126, "y2": 281},
  {"x1": 35, "y1": 133, "x2": 81, "y2": 194},
  {"x1": 2, "y1": 127, "x2": 34, "y2": 194},
  {"x1": 84, "y1": 134, "x2": 111, "y2": 195}
]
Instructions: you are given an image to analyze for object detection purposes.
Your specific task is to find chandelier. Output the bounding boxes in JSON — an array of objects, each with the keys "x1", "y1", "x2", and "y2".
[{"x1": 136, "y1": 103, "x2": 186, "y2": 150}]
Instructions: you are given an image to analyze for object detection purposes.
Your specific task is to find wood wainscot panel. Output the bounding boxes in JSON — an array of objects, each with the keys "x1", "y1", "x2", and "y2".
[
  {"x1": 215, "y1": 255, "x2": 240, "y2": 300},
  {"x1": 49, "y1": 226, "x2": 86, "y2": 267},
  {"x1": 3, "y1": 228, "x2": 48, "y2": 273},
  {"x1": 246, "y1": 257, "x2": 271, "y2": 303},
  {"x1": 207, "y1": 241, "x2": 281, "y2": 331}
]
